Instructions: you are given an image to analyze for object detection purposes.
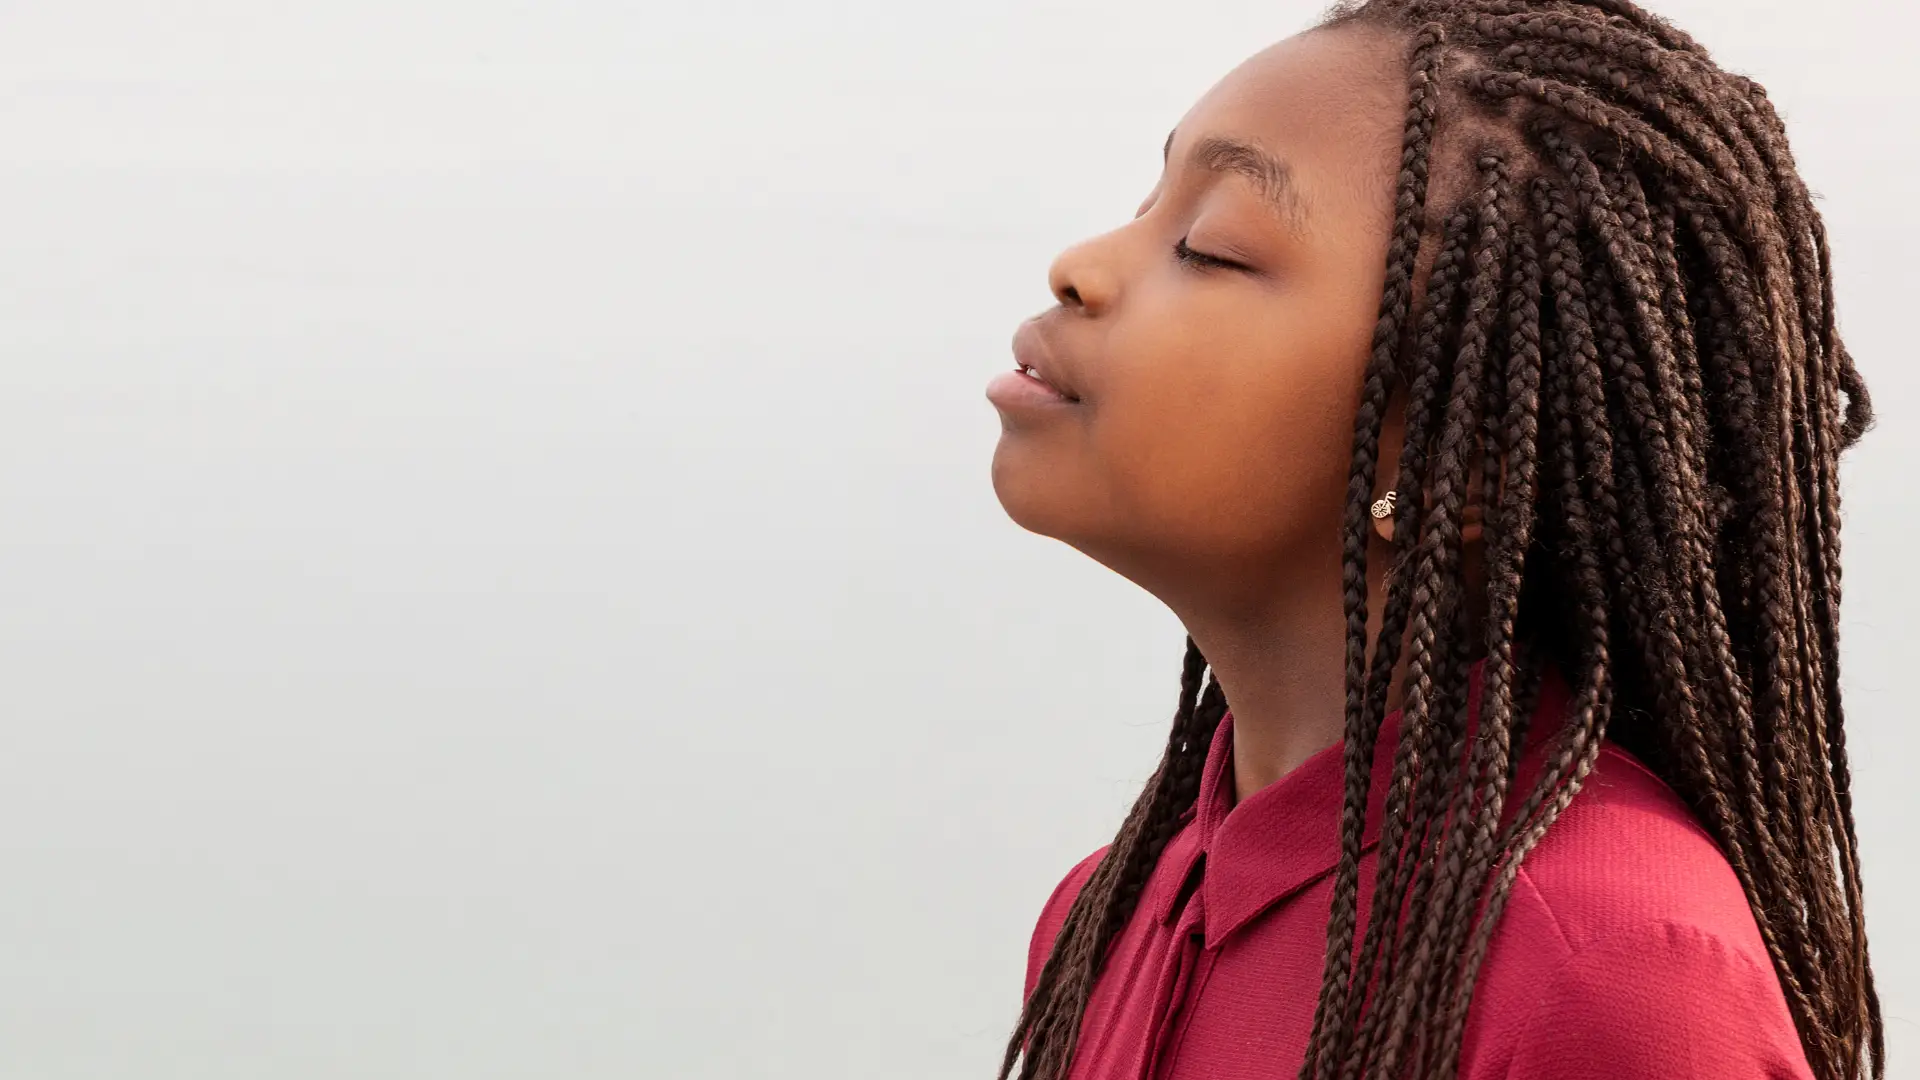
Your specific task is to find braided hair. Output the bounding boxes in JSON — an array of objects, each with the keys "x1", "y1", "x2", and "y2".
[{"x1": 997, "y1": 1, "x2": 1881, "y2": 1078}]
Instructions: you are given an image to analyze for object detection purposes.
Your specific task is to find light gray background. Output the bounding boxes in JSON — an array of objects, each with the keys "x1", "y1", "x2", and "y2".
[{"x1": 0, "y1": 2, "x2": 1911, "y2": 1077}]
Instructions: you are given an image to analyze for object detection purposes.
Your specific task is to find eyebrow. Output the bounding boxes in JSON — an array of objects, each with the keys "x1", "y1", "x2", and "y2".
[{"x1": 1163, "y1": 126, "x2": 1307, "y2": 232}]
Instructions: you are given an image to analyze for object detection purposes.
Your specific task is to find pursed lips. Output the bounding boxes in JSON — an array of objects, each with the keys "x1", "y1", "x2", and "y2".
[{"x1": 1011, "y1": 318, "x2": 1080, "y2": 402}]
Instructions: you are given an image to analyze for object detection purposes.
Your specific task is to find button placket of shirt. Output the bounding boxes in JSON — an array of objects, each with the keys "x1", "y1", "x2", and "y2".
[
  {"x1": 1154, "y1": 925, "x2": 1222, "y2": 1079},
  {"x1": 1136, "y1": 866, "x2": 1210, "y2": 1080}
]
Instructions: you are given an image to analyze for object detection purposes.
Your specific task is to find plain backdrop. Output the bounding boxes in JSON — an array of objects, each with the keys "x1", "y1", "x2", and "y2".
[{"x1": 0, "y1": 2, "x2": 1913, "y2": 1077}]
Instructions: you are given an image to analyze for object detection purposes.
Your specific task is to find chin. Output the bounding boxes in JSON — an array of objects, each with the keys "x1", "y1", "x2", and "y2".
[{"x1": 990, "y1": 433, "x2": 1085, "y2": 542}]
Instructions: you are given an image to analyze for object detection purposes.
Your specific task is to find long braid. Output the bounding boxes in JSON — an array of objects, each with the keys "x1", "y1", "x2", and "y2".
[
  {"x1": 1322, "y1": 194, "x2": 1478, "y2": 1077},
  {"x1": 1417, "y1": 204, "x2": 1542, "y2": 1076},
  {"x1": 1340, "y1": 150, "x2": 1516, "y2": 1080},
  {"x1": 1000, "y1": 2, "x2": 1879, "y2": 1077},
  {"x1": 1303, "y1": 26, "x2": 1449, "y2": 1078},
  {"x1": 996, "y1": 638, "x2": 1217, "y2": 1080}
]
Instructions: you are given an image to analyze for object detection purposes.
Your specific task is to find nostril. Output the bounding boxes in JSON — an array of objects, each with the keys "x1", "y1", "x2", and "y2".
[{"x1": 1061, "y1": 284, "x2": 1083, "y2": 307}]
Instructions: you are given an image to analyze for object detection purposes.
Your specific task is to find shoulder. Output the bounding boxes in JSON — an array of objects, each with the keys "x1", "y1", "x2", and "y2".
[
  {"x1": 1514, "y1": 741, "x2": 1763, "y2": 950},
  {"x1": 1470, "y1": 743, "x2": 1811, "y2": 1078},
  {"x1": 1023, "y1": 846, "x2": 1108, "y2": 1003},
  {"x1": 1494, "y1": 918, "x2": 1812, "y2": 1078}
]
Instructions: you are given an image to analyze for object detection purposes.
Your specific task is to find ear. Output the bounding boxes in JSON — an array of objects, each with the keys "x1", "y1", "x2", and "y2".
[
  {"x1": 1371, "y1": 390, "x2": 1411, "y2": 544},
  {"x1": 1371, "y1": 490, "x2": 1399, "y2": 543},
  {"x1": 1370, "y1": 490, "x2": 1486, "y2": 544}
]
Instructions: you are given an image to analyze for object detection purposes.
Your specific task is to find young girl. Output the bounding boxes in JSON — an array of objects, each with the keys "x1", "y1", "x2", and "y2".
[{"x1": 983, "y1": 2, "x2": 1880, "y2": 1079}]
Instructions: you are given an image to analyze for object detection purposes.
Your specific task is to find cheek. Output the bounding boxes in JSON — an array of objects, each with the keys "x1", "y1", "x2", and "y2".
[{"x1": 1090, "y1": 283, "x2": 1376, "y2": 554}]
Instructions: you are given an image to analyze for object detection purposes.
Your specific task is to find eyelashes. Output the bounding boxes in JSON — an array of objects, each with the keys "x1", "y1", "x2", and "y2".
[{"x1": 1174, "y1": 235, "x2": 1251, "y2": 272}]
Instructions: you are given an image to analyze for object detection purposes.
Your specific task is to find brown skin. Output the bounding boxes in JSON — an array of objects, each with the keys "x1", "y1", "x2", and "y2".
[{"x1": 989, "y1": 23, "x2": 1474, "y2": 800}]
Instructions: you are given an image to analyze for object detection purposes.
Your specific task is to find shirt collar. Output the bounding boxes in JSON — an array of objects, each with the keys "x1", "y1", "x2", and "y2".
[{"x1": 1149, "y1": 659, "x2": 1571, "y2": 949}]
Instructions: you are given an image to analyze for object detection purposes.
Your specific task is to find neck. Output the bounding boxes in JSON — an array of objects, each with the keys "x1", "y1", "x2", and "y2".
[{"x1": 1167, "y1": 543, "x2": 1401, "y2": 805}]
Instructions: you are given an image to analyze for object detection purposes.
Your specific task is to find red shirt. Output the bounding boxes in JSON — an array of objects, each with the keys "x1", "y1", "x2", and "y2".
[{"x1": 1024, "y1": 667, "x2": 1812, "y2": 1078}]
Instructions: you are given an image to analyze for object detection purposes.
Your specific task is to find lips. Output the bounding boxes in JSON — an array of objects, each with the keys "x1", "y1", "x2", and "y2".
[{"x1": 1010, "y1": 319, "x2": 1080, "y2": 402}]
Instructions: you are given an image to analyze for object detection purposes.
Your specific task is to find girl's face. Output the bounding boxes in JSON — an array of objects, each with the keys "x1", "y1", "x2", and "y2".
[{"x1": 988, "y1": 24, "x2": 1408, "y2": 608}]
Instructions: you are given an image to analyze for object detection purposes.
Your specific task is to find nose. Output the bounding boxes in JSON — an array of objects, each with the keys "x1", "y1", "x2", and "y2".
[{"x1": 1046, "y1": 234, "x2": 1120, "y2": 317}]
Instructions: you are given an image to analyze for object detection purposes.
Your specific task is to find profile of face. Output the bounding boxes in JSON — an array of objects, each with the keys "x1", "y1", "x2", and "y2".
[{"x1": 987, "y1": 24, "x2": 1410, "y2": 612}]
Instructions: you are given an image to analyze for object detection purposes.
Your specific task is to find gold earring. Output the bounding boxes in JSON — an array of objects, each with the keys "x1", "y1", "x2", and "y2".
[{"x1": 1370, "y1": 490, "x2": 1397, "y2": 542}]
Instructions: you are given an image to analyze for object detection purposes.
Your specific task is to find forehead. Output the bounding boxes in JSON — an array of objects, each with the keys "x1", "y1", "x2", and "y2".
[{"x1": 1173, "y1": 25, "x2": 1407, "y2": 227}]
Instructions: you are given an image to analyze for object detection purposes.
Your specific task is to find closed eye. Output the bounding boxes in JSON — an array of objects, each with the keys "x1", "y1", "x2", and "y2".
[{"x1": 1174, "y1": 236, "x2": 1250, "y2": 272}]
